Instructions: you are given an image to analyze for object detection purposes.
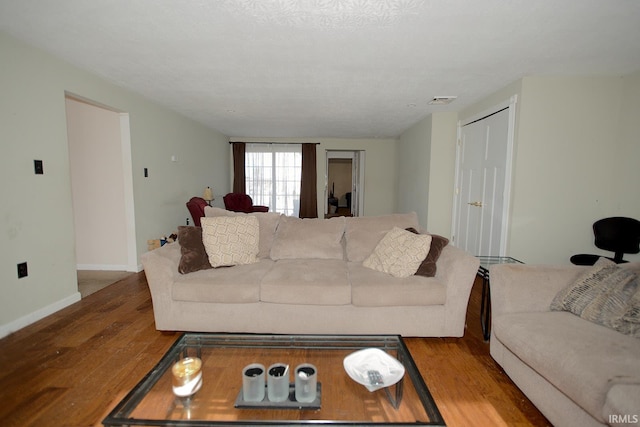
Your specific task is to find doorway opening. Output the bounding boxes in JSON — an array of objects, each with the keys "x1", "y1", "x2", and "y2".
[
  {"x1": 65, "y1": 93, "x2": 137, "y2": 297},
  {"x1": 325, "y1": 150, "x2": 365, "y2": 218}
]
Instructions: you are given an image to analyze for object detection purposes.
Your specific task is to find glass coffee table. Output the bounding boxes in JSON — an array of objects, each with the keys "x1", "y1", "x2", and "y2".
[{"x1": 103, "y1": 333, "x2": 445, "y2": 426}]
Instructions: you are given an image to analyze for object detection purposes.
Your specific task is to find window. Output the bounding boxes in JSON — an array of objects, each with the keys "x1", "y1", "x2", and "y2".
[{"x1": 245, "y1": 144, "x2": 301, "y2": 216}]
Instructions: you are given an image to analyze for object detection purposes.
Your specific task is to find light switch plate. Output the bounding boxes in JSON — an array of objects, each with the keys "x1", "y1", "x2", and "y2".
[{"x1": 34, "y1": 160, "x2": 44, "y2": 174}]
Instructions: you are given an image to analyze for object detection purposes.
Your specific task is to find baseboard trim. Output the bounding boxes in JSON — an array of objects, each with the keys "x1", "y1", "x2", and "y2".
[{"x1": 0, "y1": 292, "x2": 82, "y2": 339}]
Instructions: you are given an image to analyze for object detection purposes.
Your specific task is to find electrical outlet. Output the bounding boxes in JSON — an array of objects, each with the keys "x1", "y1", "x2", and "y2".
[{"x1": 17, "y1": 262, "x2": 28, "y2": 279}]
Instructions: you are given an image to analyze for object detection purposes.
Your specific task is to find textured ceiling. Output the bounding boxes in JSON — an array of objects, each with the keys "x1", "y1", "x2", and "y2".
[{"x1": 1, "y1": 0, "x2": 640, "y2": 138}]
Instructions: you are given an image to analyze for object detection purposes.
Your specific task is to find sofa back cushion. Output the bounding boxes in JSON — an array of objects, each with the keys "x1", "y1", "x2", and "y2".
[
  {"x1": 344, "y1": 212, "x2": 420, "y2": 262},
  {"x1": 270, "y1": 215, "x2": 346, "y2": 260},
  {"x1": 205, "y1": 206, "x2": 281, "y2": 258}
]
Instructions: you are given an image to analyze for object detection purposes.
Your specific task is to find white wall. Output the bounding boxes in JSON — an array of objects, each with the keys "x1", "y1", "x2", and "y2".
[
  {"x1": 0, "y1": 32, "x2": 229, "y2": 337},
  {"x1": 66, "y1": 97, "x2": 129, "y2": 270},
  {"x1": 231, "y1": 137, "x2": 399, "y2": 217}
]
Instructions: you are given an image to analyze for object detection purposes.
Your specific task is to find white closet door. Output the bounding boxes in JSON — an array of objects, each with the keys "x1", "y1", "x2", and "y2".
[{"x1": 454, "y1": 104, "x2": 514, "y2": 256}]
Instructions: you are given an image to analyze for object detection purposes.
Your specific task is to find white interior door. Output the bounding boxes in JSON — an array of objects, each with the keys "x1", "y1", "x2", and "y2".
[
  {"x1": 455, "y1": 120, "x2": 485, "y2": 253},
  {"x1": 453, "y1": 97, "x2": 516, "y2": 256}
]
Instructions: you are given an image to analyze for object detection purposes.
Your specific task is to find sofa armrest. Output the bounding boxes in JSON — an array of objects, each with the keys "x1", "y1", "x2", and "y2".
[
  {"x1": 141, "y1": 242, "x2": 181, "y2": 317},
  {"x1": 490, "y1": 263, "x2": 585, "y2": 318},
  {"x1": 436, "y1": 245, "x2": 480, "y2": 335}
]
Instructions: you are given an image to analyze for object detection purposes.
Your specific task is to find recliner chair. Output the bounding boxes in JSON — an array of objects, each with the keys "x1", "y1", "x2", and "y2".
[
  {"x1": 186, "y1": 197, "x2": 208, "y2": 227},
  {"x1": 570, "y1": 216, "x2": 640, "y2": 265},
  {"x1": 223, "y1": 193, "x2": 269, "y2": 213}
]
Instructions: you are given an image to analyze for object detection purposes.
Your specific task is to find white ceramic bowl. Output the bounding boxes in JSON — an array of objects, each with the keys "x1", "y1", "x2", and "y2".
[{"x1": 343, "y1": 348, "x2": 405, "y2": 392}]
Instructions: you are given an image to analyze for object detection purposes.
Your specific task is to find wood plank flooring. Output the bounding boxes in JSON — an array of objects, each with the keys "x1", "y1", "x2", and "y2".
[{"x1": 0, "y1": 273, "x2": 550, "y2": 427}]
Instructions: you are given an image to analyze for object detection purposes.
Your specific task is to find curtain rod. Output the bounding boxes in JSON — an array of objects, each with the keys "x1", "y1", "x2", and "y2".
[{"x1": 229, "y1": 141, "x2": 320, "y2": 145}]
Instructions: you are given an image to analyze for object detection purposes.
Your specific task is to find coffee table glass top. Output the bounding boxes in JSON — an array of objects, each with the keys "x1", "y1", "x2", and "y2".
[{"x1": 103, "y1": 333, "x2": 445, "y2": 426}]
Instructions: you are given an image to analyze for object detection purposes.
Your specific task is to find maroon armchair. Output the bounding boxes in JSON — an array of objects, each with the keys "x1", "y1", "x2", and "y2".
[
  {"x1": 186, "y1": 197, "x2": 208, "y2": 227},
  {"x1": 223, "y1": 193, "x2": 269, "y2": 213}
]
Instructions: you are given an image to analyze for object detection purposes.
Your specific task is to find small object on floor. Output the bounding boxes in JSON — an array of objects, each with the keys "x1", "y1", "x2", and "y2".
[{"x1": 147, "y1": 231, "x2": 178, "y2": 251}]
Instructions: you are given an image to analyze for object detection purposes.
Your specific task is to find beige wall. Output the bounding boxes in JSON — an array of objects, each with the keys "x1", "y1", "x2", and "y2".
[
  {"x1": 0, "y1": 32, "x2": 229, "y2": 337},
  {"x1": 232, "y1": 137, "x2": 399, "y2": 217},
  {"x1": 397, "y1": 115, "x2": 432, "y2": 227},
  {"x1": 402, "y1": 74, "x2": 639, "y2": 265},
  {"x1": 427, "y1": 112, "x2": 458, "y2": 235},
  {"x1": 617, "y1": 71, "x2": 640, "y2": 222},
  {"x1": 459, "y1": 75, "x2": 639, "y2": 264},
  {"x1": 397, "y1": 112, "x2": 458, "y2": 237}
]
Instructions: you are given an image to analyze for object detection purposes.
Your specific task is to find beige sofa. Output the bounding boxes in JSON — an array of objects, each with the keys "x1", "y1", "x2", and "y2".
[
  {"x1": 490, "y1": 263, "x2": 640, "y2": 427},
  {"x1": 141, "y1": 210, "x2": 479, "y2": 337}
]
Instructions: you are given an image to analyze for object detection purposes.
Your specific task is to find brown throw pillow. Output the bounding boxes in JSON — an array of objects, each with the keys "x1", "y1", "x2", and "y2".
[
  {"x1": 177, "y1": 226, "x2": 212, "y2": 274},
  {"x1": 406, "y1": 228, "x2": 449, "y2": 277}
]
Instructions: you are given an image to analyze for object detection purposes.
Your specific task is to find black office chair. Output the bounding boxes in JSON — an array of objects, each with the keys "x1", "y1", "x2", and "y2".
[{"x1": 570, "y1": 217, "x2": 640, "y2": 265}]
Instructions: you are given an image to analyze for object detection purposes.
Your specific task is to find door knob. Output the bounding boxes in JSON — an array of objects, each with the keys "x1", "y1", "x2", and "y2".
[{"x1": 468, "y1": 201, "x2": 483, "y2": 207}]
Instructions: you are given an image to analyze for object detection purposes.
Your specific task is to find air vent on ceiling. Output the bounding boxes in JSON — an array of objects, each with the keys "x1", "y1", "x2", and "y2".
[{"x1": 429, "y1": 96, "x2": 457, "y2": 105}]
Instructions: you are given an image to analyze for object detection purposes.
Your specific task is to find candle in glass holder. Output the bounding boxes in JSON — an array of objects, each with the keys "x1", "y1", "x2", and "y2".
[{"x1": 172, "y1": 357, "x2": 202, "y2": 397}]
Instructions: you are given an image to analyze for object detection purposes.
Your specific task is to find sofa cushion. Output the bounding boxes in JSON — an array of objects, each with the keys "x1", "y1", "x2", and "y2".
[
  {"x1": 201, "y1": 216, "x2": 259, "y2": 267},
  {"x1": 344, "y1": 212, "x2": 420, "y2": 262},
  {"x1": 204, "y1": 206, "x2": 281, "y2": 258},
  {"x1": 493, "y1": 311, "x2": 640, "y2": 423},
  {"x1": 176, "y1": 226, "x2": 212, "y2": 274},
  {"x1": 363, "y1": 227, "x2": 432, "y2": 278},
  {"x1": 406, "y1": 228, "x2": 449, "y2": 277},
  {"x1": 551, "y1": 258, "x2": 638, "y2": 332},
  {"x1": 270, "y1": 215, "x2": 345, "y2": 260},
  {"x1": 172, "y1": 259, "x2": 274, "y2": 303},
  {"x1": 260, "y1": 259, "x2": 351, "y2": 305},
  {"x1": 349, "y1": 263, "x2": 446, "y2": 307}
]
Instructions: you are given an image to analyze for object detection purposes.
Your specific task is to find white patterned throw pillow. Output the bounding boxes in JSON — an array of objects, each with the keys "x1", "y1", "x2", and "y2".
[
  {"x1": 201, "y1": 216, "x2": 259, "y2": 267},
  {"x1": 363, "y1": 227, "x2": 432, "y2": 278}
]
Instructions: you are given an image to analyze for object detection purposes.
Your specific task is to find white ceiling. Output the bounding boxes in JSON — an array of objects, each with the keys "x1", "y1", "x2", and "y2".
[{"x1": 1, "y1": 0, "x2": 640, "y2": 139}]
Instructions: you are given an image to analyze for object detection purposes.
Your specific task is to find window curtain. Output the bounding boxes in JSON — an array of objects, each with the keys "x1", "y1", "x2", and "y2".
[
  {"x1": 299, "y1": 143, "x2": 318, "y2": 218},
  {"x1": 232, "y1": 142, "x2": 246, "y2": 194}
]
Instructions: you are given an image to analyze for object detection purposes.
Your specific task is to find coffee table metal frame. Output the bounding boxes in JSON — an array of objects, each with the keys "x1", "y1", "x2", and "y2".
[{"x1": 103, "y1": 333, "x2": 445, "y2": 426}]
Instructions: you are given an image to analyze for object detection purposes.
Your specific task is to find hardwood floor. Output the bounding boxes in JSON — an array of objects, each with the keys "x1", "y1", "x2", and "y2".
[{"x1": 0, "y1": 273, "x2": 550, "y2": 427}]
